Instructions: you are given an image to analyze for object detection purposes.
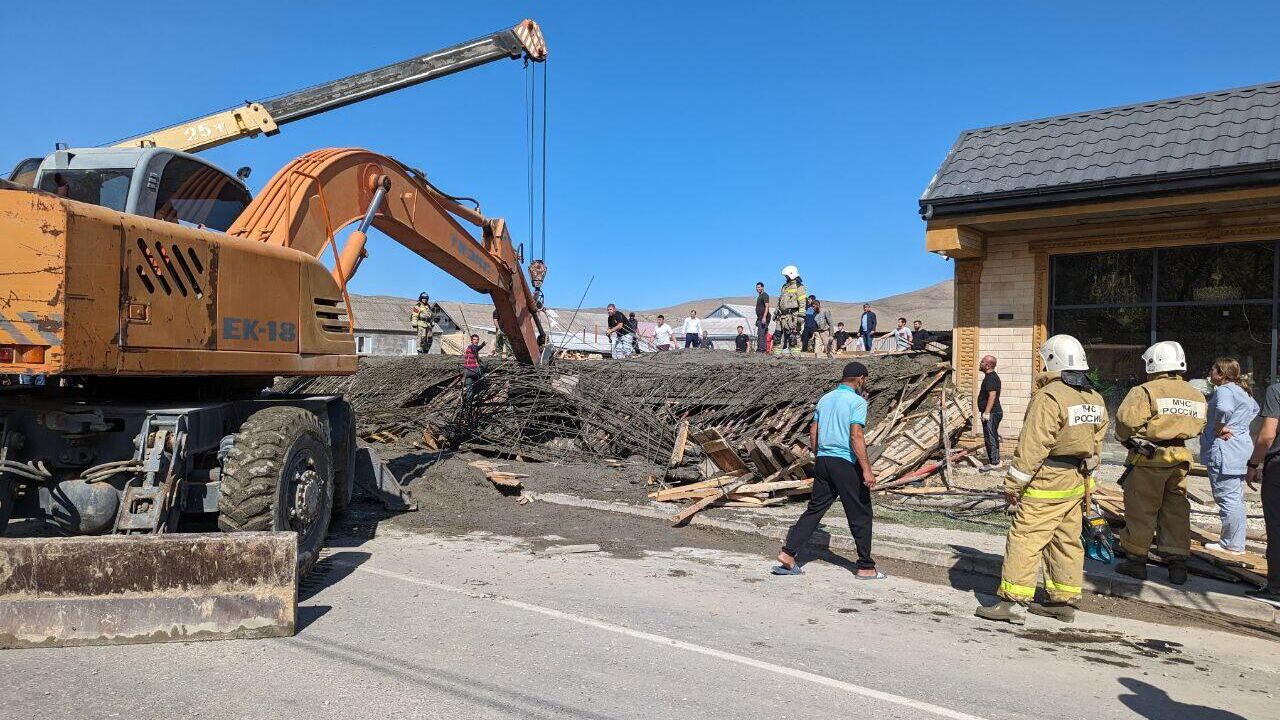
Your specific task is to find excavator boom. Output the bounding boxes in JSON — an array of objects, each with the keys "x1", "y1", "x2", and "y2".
[{"x1": 110, "y1": 20, "x2": 546, "y2": 154}]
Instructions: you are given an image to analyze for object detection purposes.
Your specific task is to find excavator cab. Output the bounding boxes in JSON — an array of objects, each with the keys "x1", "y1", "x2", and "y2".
[{"x1": 29, "y1": 147, "x2": 250, "y2": 229}]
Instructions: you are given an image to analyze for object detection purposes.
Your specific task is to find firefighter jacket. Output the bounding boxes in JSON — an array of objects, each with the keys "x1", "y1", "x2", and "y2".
[
  {"x1": 410, "y1": 302, "x2": 434, "y2": 329},
  {"x1": 777, "y1": 280, "x2": 807, "y2": 314},
  {"x1": 1114, "y1": 373, "x2": 1207, "y2": 466},
  {"x1": 1006, "y1": 372, "x2": 1108, "y2": 501}
]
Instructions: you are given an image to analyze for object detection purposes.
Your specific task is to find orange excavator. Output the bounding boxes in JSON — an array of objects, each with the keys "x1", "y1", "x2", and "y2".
[{"x1": 0, "y1": 21, "x2": 547, "y2": 648}]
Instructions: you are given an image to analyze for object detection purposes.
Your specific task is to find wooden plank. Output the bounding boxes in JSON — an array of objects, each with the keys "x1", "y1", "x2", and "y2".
[
  {"x1": 672, "y1": 480, "x2": 747, "y2": 526},
  {"x1": 668, "y1": 420, "x2": 690, "y2": 466},
  {"x1": 733, "y1": 478, "x2": 813, "y2": 494}
]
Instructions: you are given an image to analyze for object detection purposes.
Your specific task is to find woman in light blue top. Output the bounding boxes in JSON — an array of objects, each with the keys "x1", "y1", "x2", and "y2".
[{"x1": 1201, "y1": 358, "x2": 1259, "y2": 554}]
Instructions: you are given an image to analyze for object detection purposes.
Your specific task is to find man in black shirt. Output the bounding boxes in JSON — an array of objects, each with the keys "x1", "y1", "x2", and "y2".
[
  {"x1": 978, "y1": 355, "x2": 1002, "y2": 471},
  {"x1": 606, "y1": 303, "x2": 633, "y2": 359},
  {"x1": 754, "y1": 282, "x2": 770, "y2": 353},
  {"x1": 734, "y1": 325, "x2": 749, "y2": 352},
  {"x1": 833, "y1": 322, "x2": 851, "y2": 352},
  {"x1": 910, "y1": 320, "x2": 931, "y2": 350}
]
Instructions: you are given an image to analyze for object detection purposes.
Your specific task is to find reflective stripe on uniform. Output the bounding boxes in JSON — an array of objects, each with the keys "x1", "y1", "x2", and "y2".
[
  {"x1": 1044, "y1": 578, "x2": 1081, "y2": 595},
  {"x1": 1022, "y1": 477, "x2": 1094, "y2": 500},
  {"x1": 999, "y1": 580, "x2": 1036, "y2": 598},
  {"x1": 1007, "y1": 465, "x2": 1033, "y2": 484}
]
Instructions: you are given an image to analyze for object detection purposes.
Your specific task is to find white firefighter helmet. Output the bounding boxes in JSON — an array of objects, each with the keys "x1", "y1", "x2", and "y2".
[
  {"x1": 1141, "y1": 341, "x2": 1187, "y2": 374},
  {"x1": 781, "y1": 265, "x2": 800, "y2": 281},
  {"x1": 1039, "y1": 334, "x2": 1089, "y2": 373}
]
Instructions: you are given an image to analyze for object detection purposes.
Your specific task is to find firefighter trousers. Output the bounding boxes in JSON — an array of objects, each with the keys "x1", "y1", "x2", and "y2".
[
  {"x1": 1120, "y1": 463, "x2": 1190, "y2": 559},
  {"x1": 998, "y1": 498, "x2": 1084, "y2": 604}
]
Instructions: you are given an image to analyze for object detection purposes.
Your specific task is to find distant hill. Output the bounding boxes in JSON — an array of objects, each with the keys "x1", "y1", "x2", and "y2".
[{"x1": 604, "y1": 279, "x2": 955, "y2": 330}]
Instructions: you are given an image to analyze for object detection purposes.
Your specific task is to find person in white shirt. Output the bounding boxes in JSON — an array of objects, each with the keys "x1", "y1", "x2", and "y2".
[
  {"x1": 892, "y1": 316, "x2": 913, "y2": 351},
  {"x1": 653, "y1": 315, "x2": 674, "y2": 351},
  {"x1": 682, "y1": 311, "x2": 703, "y2": 348}
]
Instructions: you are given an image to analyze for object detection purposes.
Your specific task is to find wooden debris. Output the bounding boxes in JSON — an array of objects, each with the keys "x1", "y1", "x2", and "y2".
[{"x1": 469, "y1": 460, "x2": 526, "y2": 489}]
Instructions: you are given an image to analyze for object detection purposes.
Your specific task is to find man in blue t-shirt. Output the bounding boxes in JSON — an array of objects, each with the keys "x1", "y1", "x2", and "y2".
[{"x1": 772, "y1": 361, "x2": 883, "y2": 578}]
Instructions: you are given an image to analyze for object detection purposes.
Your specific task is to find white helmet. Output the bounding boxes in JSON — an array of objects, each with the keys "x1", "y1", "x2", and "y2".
[
  {"x1": 781, "y1": 265, "x2": 800, "y2": 281},
  {"x1": 1040, "y1": 334, "x2": 1088, "y2": 372},
  {"x1": 1142, "y1": 341, "x2": 1187, "y2": 374}
]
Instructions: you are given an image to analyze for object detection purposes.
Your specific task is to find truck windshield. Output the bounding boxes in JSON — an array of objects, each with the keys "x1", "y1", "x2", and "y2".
[{"x1": 37, "y1": 169, "x2": 131, "y2": 211}]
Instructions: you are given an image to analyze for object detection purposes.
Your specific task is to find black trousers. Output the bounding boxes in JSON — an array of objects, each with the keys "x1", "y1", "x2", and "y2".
[
  {"x1": 756, "y1": 322, "x2": 769, "y2": 352},
  {"x1": 782, "y1": 456, "x2": 875, "y2": 569},
  {"x1": 1263, "y1": 456, "x2": 1280, "y2": 589},
  {"x1": 982, "y1": 409, "x2": 1003, "y2": 464}
]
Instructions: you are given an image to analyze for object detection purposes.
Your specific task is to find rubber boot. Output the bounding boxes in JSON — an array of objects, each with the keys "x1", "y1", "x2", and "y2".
[
  {"x1": 1115, "y1": 556, "x2": 1148, "y2": 581},
  {"x1": 974, "y1": 600, "x2": 1025, "y2": 625},
  {"x1": 1167, "y1": 558, "x2": 1189, "y2": 586},
  {"x1": 1028, "y1": 601, "x2": 1076, "y2": 624}
]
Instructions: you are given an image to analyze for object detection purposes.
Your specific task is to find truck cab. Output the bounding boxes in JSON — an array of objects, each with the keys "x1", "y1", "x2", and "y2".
[{"x1": 26, "y1": 147, "x2": 251, "y2": 231}]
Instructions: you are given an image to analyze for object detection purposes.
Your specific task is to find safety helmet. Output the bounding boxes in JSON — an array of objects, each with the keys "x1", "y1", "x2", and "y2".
[
  {"x1": 1141, "y1": 341, "x2": 1187, "y2": 374},
  {"x1": 418, "y1": 292, "x2": 429, "y2": 302},
  {"x1": 781, "y1": 265, "x2": 800, "y2": 280},
  {"x1": 1039, "y1": 334, "x2": 1088, "y2": 372}
]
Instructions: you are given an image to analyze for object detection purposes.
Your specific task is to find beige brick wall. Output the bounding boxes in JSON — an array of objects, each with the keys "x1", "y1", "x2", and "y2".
[{"x1": 975, "y1": 235, "x2": 1036, "y2": 442}]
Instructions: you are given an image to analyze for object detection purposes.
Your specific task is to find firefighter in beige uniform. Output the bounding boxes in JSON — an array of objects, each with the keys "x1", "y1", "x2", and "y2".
[
  {"x1": 1113, "y1": 341, "x2": 1207, "y2": 585},
  {"x1": 976, "y1": 335, "x2": 1107, "y2": 625}
]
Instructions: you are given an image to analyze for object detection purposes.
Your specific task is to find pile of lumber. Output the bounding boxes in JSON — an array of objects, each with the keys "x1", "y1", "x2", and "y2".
[
  {"x1": 1091, "y1": 484, "x2": 1269, "y2": 587},
  {"x1": 651, "y1": 370, "x2": 973, "y2": 523},
  {"x1": 652, "y1": 428, "x2": 815, "y2": 525}
]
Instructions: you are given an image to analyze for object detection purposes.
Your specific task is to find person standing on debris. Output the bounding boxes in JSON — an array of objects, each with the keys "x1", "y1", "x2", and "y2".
[
  {"x1": 858, "y1": 303, "x2": 877, "y2": 351},
  {"x1": 654, "y1": 314, "x2": 674, "y2": 351},
  {"x1": 628, "y1": 312, "x2": 641, "y2": 353},
  {"x1": 978, "y1": 355, "x2": 1003, "y2": 472},
  {"x1": 606, "y1": 304, "x2": 634, "y2": 359},
  {"x1": 801, "y1": 295, "x2": 818, "y2": 352},
  {"x1": 411, "y1": 293, "x2": 434, "y2": 354},
  {"x1": 811, "y1": 299, "x2": 834, "y2": 358},
  {"x1": 1244, "y1": 379, "x2": 1280, "y2": 607},
  {"x1": 682, "y1": 310, "x2": 702, "y2": 349},
  {"x1": 833, "y1": 322, "x2": 851, "y2": 353},
  {"x1": 462, "y1": 333, "x2": 486, "y2": 400},
  {"x1": 772, "y1": 361, "x2": 882, "y2": 579},
  {"x1": 775, "y1": 266, "x2": 807, "y2": 354},
  {"x1": 700, "y1": 330, "x2": 714, "y2": 350},
  {"x1": 892, "y1": 317, "x2": 912, "y2": 351},
  {"x1": 911, "y1": 320, "x2": 931, "y2": 351},
  {"x1": 755, "y1": 282, "x2": 771, "y2": 353},
  {"x1": 1200, "y1": 357, "x2": 1258, "y2": 556},
  {"x1": 1113, "y1": 341, "x2": 1207, "y2": 585},
  {"x1": 976, "y1": 335, "x2": 1107, "y2": 625},
  {"x1": 734, "y1": 326, "x2": 749, "y2": 353}
]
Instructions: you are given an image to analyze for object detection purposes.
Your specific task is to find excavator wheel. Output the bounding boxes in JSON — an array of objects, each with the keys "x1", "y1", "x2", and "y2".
[
  {"x1": 330, "y1": 399, "x2": 357, "y2": 516},
  {"x1": 218, "y1": 405, "x2": 333, "y2": 574}
]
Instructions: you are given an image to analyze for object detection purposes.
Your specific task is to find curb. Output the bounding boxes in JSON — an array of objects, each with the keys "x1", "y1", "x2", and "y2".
[{"x1": 530, "y1": 491, "x2": 1278, "y2": 626}]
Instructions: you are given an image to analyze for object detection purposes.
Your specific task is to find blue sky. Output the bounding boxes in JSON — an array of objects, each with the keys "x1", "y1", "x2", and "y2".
[{"x1": 4, "y1": 1, "x2": 1280, "y2": 310}]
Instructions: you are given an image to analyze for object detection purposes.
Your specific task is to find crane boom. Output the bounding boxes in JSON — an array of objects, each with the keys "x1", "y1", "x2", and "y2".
[{"x1": 110, "y1": 20, "x2": 546, "y2": 154}]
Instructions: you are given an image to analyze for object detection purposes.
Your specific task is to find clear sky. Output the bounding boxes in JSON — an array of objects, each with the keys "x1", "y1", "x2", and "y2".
[{"x1": 4, "y1": 1, "x2": 1280, "y2": 310}]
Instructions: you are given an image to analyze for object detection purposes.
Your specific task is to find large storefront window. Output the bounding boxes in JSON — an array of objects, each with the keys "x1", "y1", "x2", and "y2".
[{"x1": 1049, "y1": 241, "x2": 1278, "y2": 411}]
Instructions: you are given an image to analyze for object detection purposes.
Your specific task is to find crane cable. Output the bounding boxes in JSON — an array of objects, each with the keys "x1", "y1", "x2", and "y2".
[{"x1": 523, "y1": 58, "x2": 549, "y2": 265}]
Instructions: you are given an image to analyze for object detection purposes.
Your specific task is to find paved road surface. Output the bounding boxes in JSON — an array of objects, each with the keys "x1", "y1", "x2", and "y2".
[{"x1": 5, "y1": 514, "x2": 1275, "y2": 719}]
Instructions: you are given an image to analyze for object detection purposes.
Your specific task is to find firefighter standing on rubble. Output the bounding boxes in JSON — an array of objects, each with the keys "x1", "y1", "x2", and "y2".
[
  {"x1": 976, "y1": 335, "x2": 1107, "y2": 625},
  {"x1": 774, "y1": 265, "x2": 808, "y2": 355},
  {"x1": 1113, "y1": 341, "x2": 1207, "y2": 585},
  {"x1": 411, "y1": 293, "x2": 435, "y2": 355}
]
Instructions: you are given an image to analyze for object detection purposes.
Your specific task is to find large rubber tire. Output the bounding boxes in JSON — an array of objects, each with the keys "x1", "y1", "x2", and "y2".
[
  {"x1": 330, "y1": 399, "x2": 356, "y2": 516},
  {"x1": 218, "y1": 405, "x2": 333, "y2": 574}
]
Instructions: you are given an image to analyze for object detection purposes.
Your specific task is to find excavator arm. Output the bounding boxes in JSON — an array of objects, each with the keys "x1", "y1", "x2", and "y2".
[
  {"x1": 227, "y1": 148, "x2": 545, "y2": 364},
  {"x1": 110, "y1": 20, "x2": 546, "y2": 154}
]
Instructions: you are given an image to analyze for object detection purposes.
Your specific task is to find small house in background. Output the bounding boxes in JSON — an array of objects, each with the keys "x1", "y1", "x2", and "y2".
[{"x1": 347, "y1": 295, "x2": 420, "y2": 356}]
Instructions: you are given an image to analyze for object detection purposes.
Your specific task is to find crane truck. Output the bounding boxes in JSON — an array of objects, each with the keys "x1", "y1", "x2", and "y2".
[{"x1": 0, "y1": 21, "x2": 548, "y2": 648}]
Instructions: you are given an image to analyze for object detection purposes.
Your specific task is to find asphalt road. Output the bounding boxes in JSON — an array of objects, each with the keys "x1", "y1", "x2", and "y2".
[{"x1": 4, "y1": 512, "x2": 1276, "y2": 719}]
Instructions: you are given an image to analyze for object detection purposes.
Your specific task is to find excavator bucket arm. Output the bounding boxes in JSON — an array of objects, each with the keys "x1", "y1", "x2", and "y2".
[{"x1": 227, "y1": 148, "x2": 545, "y2": 364}]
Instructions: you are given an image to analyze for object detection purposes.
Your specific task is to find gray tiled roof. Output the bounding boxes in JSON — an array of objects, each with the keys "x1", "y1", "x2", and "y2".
[{"x1": 921, "y1": 81, "x2": 1280, "y2": 209}]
